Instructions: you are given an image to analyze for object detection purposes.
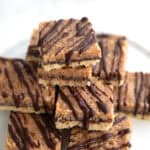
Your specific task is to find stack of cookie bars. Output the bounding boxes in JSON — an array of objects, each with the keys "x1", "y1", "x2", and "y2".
[{"x1": 0, "y1": 17, "x2": 149, "y2": 150}]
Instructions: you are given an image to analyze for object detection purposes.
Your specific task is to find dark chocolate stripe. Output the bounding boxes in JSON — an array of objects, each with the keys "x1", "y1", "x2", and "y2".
[
  {"x1": 39, "y1": 20, "x2": 63, "y2": 46},
  {"x1": 27, "y1": 48, "x2": 40, "y2": 58},
  {"x1": 93, "y1": 84, "x2": 109, "y2": 97},
  {"x1": 4, "y1": 68, "x2": 20, "y2": 107},
  {"x1": 8, "y1": 124, "x2": 22, "y2": 149},
  {"x1": 68, "y1": 87, "x2": 93, "y2": 129},
  {"x1": 111, "y1": 40, "x2": 121, "y2": 80},
  {"x1": 21, "y1": 60, "x2": 37, "y2": 81},
  {"x1": 45, "y1": 19, "x2": 75, "y2": 52},
  {"x1": 134, "y1": 72, "x2": 144, "y2": 115},
  {"x1": 62, "y1": 129, "x2": 70, "y2": 150},
  {"x1": 31, "y1": 114, "x2": 55, "y2": 149},
  {"x1": 116, "y1": 72, "x2": 128, "y2": 111},
  {"x1": 117, "y1": 72, "x2": 128, "y2": 112},
  {"x1": 68, "y1": 128, "x2": 130, "y2": 150},
  {"x1": 91, "y1": 84, "x2": 113, "y2": 104},
  {"x1": 89, "y1": 137, "x2": 131, "y2": 150},
  {"x1": 13, "y1": 61, "x2": 40, "y2": 111},
  {"x1": 44, "y1": 20, "x2": 69, "y2": 45},
  {"x1": 48, "y1": 20, "x2": 84, "y2": 57},
  {"x1": 65, "y1": 30, "x2": 95, "y2": 65},
  {"x1": 9, "y1": 113, "x2": 40, "y2": 150},
  {"x1": 97, "y1": 34, "x2": 110, "y2": 39},
  {"x1": 76, "y1": 22, "x2": 91, "y2": 36},
  {"x1": 116, "y1": 40, "x2": 122, "y2": 78},
  {"x1": 41, "y1": 114, "x2": 61, "y2": 140},
  {"x1": 79, "y1": 33, "x2": 96, "y2": 53},
  {"x1": 143, "y1": 74, "x2": 149, "y2": 117},
  {"x1": 68, "y1": 133, "x2": 113, "y2": 150},
  {"x1": 15, "y1": 114, "x2": 40, "y2": 148},
  {"x1": 22, "y1": 61, "x2": 51, "y2": 113},
  {"x1": 123, "y1": 73, "x2": 128, "y2": 107},
  {"x1": 21, "y1": 61, "x2": 50, "y2": 113},
  {"x1": 59, "y1": 89, "x2": 78, "y2": 120},
  {"x1": 52, "y1": 86, "x2": 59, "y2": 115},
  {"x1": 113, "y1": 116, "x2": 127, "y2": 126},
  {"x1": 98, "y1": 40, "x2": 108, "y2": 78},
  {"x1": 87, "y1": 84, "x2": 109, "y2": 114}
]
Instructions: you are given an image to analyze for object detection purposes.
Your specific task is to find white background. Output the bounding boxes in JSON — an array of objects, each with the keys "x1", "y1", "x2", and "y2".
[{"x1": 0, "y1": 0, "x2": 150, "y2": 150}]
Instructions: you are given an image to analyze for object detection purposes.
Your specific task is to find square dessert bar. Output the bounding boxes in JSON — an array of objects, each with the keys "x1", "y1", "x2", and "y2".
[
  {"x1": 0, "y1": 57, "x2": 55, "y2": 114},
  {"x1": 27, "y1": 17, "x2": 101, "y2": 71},
  {"x1": 114, "y1": 72, "x2": 150, "y2": 119},
  {"x1": 92, "y1": 34, "x2": 127, "y2": 86},
  {"x1": 55, "y1": 80, "x2": 114, "y2": 131},
  {"x1": 67, "y1": 114, "x2": 131, "y2": 150},
  {"x1": 6, "y1": 112, "x2": 61, "y2": 150}
]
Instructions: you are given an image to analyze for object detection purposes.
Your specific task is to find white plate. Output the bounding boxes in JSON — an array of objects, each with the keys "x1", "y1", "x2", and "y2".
[{"x1": 0, "y1": 40, "x2": 150, "y2": 150}]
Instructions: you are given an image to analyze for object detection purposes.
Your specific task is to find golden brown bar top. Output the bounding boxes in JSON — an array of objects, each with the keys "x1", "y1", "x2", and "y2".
[
  {"x1": 0, "y1": 57, "x2": 55, "y2": 113},
  {"x1": 27, "y1": 17, "x2": 101, "y2": 71},
  {"x1": 55, "y1": 80, "x2": 114, "y2": 131},
  {"x1": 93, "y1": 33, "x2": 127, "y2": 86},
  {"x1": 67, "y1": 114, "x2": 131, "y2": 150},
  {"x1": 114, "y1": 72, "x2": 150, "y2": 119},
  {"x1": 6, "y1": 112, "x2": 62, "y2": 150}
]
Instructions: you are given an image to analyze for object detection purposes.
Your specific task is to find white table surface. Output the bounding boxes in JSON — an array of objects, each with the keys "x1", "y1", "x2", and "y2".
[{"x1": 0, "y1": 0, "x2": 150, "y2": 150}]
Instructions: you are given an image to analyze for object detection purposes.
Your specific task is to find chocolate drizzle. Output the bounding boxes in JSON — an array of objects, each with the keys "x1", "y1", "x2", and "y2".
[
  {"x1": 68, "y1": 133, "x2": 113, "y2": 150},
  {"x1": 8, "y1": 113, "x2": 40, "y2": 150},
  {"x1": 31, "y1": 114, "x2": 57, "y2": 149},
  {"x1": 115, "y1": 72, "x2": 150, "y2": 117},
  {"x1": 59, "y1": 89, "x2": 78, "y2": 120},
  {"x1": 113, "y1": 116, "x2": 126, "y2": 125},
  {"x1": 13, "y1": 61, "x2": 40, "y2": 111},
  {"x1": 68, "y1": 128, "x2": 130, "y2": 150},
  {"x1": 98, "y1": 40, "x2": 108, "y2": 78},
  {"x1": 4, "y1": 68, "x2": 20, "y2": 107},
  {"x1": 111, "y1": 39, "x2": 122, "y2": 80},
  {"x1": 116, "y1": 73, "x2": 128, "y2": 111},
  {"x1": 67, "y1": 115, "x2": 130, "y2": 150},
  {"x1": 57, "y1": 83, "x2": 112, "y2": 129},
  {"x1": 39, "y1": 19, "x2": 64, "y2": 46},
  {"x1": 27, "y1": 48, "x2": 41, "y2": 58},
  {"x1": 65, "y1": 31, "x2": 96, "y2": 65},
  {"x1": 134, "y1": 72, "x2": 144, "y2": 115},
  {"x1": 93, "y1": 34, "x2": 125, "y2": 82},
  {"x1": 8, "y1": 113, "x2": 61, "y2": 149},
  {"x1": 43, "y1": 19, "x2": 75, "y2": 54},
  {"x1": 2, "y1": 58, "x2": 53, "y2": 114},
  {"x1": 87, "y1": 84, "x2": 109, "y2": 114},
  {"x1": 37, "y1": 17, "x2": 96, "y2": 65},
  {"x1": 68, "y1": 87, "x2": 93, "y2": 129},
  {"x1": 21, "y1": 61, "x2": 50, "y2": 113}
]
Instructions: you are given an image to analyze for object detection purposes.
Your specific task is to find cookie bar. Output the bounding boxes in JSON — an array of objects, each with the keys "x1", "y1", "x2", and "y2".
[
  {"x1": 27, "y1": 17, "x2": 101, "y2": 71},
  {"x1": 92, "y1": 34, "x2": 127, "y2": 86},
  {"x1": 0, "y1": 57, "x2": 55, "y2": 113},
  {"x1": 67, "y1": 114, "x2": 131, "y2": 150},
  {"x1": 55, "y1": 80, "x2": 114, "y2": 131},
  {"x1": 114, "y1": 72, "x2": 150, "y2": 119},
  {"x1": 6, "y1": 112, "x2": 61, "y2": 150}
]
